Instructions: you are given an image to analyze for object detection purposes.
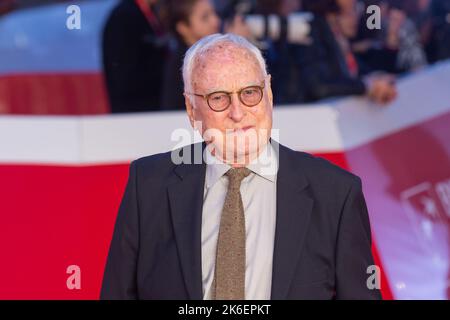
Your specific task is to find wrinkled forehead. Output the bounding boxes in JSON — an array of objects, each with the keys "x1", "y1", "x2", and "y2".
[
  {"x1": 191, "y1": 42, "x2": 264, "y2": 90},
  {"x1": 195, "y1": 42, "x2": 258, "y2": 66}
]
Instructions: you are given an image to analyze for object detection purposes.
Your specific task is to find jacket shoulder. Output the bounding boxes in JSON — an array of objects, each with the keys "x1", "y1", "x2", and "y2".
[
  {"x1": 281, "y1": 144, "x2": 361, "y2": 188},
  {"x1": 131, "y1": 142, "x2": 203, "y2": 177},
  {"x1": 132, "y1": 149, "x2": 175, "y2": 175}
]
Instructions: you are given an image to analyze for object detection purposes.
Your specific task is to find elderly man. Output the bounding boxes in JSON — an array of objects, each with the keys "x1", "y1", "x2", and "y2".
[{"x1": 101, "y1": 33, "x2": 381, "y2": 300}]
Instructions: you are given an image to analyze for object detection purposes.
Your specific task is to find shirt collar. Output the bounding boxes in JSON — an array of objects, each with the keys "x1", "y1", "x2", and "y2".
[{"x1": 205, "y1": 141, "x2": 278, "y2": 189}]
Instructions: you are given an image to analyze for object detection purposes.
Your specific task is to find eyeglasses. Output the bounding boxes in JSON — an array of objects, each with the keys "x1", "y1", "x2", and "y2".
[{"x1": 185, "y1": 80, "x2": 265, "y2": 112}]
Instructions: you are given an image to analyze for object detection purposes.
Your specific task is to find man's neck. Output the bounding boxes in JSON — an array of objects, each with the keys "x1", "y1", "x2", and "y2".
[{"x1": 206, "y1": 142, "x2": 270, "y2": 168}]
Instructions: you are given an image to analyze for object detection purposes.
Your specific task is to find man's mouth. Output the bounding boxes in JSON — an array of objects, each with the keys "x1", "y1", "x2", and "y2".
[{"x1": 233, "y1": 126, "x2": 254, "y2": 132}]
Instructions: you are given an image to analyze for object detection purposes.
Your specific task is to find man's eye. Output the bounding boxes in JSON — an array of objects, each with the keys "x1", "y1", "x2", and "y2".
[
  {"x1": 243, "y1": 89, "x2": 258, "y2": 96},
  {"x1": 211, "y1": 94, "x2": 227, "y2": 101}
]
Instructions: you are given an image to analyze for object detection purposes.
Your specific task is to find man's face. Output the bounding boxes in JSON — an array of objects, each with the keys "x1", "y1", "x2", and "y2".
[{"x1": 185, "y1": 44, "x2": 273, "y2": 165}]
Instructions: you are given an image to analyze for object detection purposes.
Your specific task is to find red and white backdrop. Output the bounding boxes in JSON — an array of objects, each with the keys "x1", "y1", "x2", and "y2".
[{"x1": 0, "y1": 0, "x2": 449, "y2": 300}]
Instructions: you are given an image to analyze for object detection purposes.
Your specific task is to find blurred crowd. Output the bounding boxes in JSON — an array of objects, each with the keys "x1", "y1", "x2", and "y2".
[
  {"x1": 3, "y1": 0, "x2": 450, "y2": 112},
  {"x1": 102, "y1": 0, "x2": 450, "y2": 113}
]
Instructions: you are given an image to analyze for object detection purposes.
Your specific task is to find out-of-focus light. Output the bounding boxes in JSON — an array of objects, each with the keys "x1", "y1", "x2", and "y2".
[{"x1": 395, "y1": 282, "x2": 406, "y2": 290}]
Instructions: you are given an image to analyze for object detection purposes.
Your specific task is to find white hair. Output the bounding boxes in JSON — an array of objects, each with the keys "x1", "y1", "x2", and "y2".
[{"x1": 182, "y1": 33, "x2": 268, "y2": 100}]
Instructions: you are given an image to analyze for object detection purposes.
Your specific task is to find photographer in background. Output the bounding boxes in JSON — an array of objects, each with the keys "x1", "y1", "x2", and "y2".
[
  {"x1": 253, "y1": 0, "x2": 307, "y2": 104},
  {"x1": 218, "y1": 0, "x2": 396, "y2": 105},
  {"x1": 219, "y1": 0, "x2": 314, "y2": 104}
]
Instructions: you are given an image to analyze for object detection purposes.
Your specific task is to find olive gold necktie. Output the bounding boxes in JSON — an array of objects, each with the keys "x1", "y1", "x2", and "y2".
[{"x1": 212, "y1": 167, "x2": 252, "y2": 300}]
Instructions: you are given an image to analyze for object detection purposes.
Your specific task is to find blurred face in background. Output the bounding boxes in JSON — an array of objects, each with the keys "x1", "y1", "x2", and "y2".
[
  {"x1": 336, "y1": 0, "x2": 356, "y2": 13},
  {"x1": 417, "y1": 0, "x2": 431, "y2": 11},
  {"x1": 185, "y1": 43, "x2": 273, "y2": 165},
  {"x1": 176, "y1": 0, "x2": 220, "y2": 46},
  {"x1": 337, "y1": 1, "x2": 360, "y2": 39},
  {"x1": 279, "y1": 0, "x2": 302, "y2": 16}
]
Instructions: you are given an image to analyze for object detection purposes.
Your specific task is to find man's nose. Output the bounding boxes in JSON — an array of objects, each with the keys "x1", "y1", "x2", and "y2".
[{"x1": 228, "y1": 93, "x2": 245, "y2": 122}]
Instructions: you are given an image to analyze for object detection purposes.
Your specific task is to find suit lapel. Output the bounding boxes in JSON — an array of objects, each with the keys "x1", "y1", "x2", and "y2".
[
  {"x1": 167, "y1": 142, "x2": 206, "y2": 300},
  {"x1": 271, "y1": 142, "x2": 314, "y2": 299}
]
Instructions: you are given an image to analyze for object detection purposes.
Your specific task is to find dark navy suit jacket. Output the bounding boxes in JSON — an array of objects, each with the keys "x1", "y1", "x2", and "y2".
[{"x1": 100, "y1": 141, "x2": 381, "y2": 300}]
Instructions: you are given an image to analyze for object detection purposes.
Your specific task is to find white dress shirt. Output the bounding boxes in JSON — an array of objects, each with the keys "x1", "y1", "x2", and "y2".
[{"x1": 201, "y1": 142, "x2": 278, "y2": 300}]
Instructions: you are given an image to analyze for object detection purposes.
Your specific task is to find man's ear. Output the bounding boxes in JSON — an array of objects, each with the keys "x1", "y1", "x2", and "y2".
[
  {"x1": 266, "y1": 74, "x2": 273, "y2": 107},
  {"x1": 184, "y1": 93, "x2": 195, "y2": 128}
]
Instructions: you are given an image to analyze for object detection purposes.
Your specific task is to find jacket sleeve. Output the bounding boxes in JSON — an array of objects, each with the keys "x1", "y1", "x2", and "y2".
[
  {"x1": 335, "y1": 177, "x2": 382, "y2": 300},
  {"x1": 100, "y1": 161, "x2": 140, "y2": 299}
]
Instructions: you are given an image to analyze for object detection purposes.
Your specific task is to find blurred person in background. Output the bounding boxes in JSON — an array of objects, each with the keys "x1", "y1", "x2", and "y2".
[
  {"x1": 103, "y1": 0, "x2": 167, "y2": 113},
  {"x1": 351, "y1": 0, "x2": 398, "y2": 74},
  {"x1": 2, "y1": 0, "x2": 70, "y2": 12},
  {"x1": 160, "y1": 0, "x2": 250, "y2": 110},
  {"x1": 218, "y1": 0, "x2": 318, "y2": 105},
  {"x1": 298, "y1": 0, "x2": 397, "y2": 104},
  {"x1": 0, "y1": 0, "x2": 15, "y2": 15},
  {"x1": 159, "y1": 0, "x2": 221, "y2": 110},
  {"x1": 427, "y1": 0, "x2": 450, "y2": 62},
  {"x1": 406, "y1": 0, "x2": 450, "y2": 64},
  {"x1": 401, "y1": 0, "x2": 433, "y2": 50},
  {"x1": 386, "y1": 0, "x2": 428, "y2": 72},
  {"x1": 352, "y1": 0, "x2": 427, "y2": 74},
  {"x1": 253, "y1": 0, "x2": 306, "y2": 104}
]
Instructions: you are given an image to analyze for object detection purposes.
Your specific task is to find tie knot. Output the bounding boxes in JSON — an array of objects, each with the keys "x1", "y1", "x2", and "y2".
[{"x1": 225, "y1": 167, "x2": 252, "y2": 186}]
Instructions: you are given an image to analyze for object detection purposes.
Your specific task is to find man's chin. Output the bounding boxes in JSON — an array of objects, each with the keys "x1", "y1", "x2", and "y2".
[
  {"x1": 213, "y1": 145, "x2": 261, "y2": 165},
  {"x1": 204, "y1": 129, "x2": 269, "y2": 164}
]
